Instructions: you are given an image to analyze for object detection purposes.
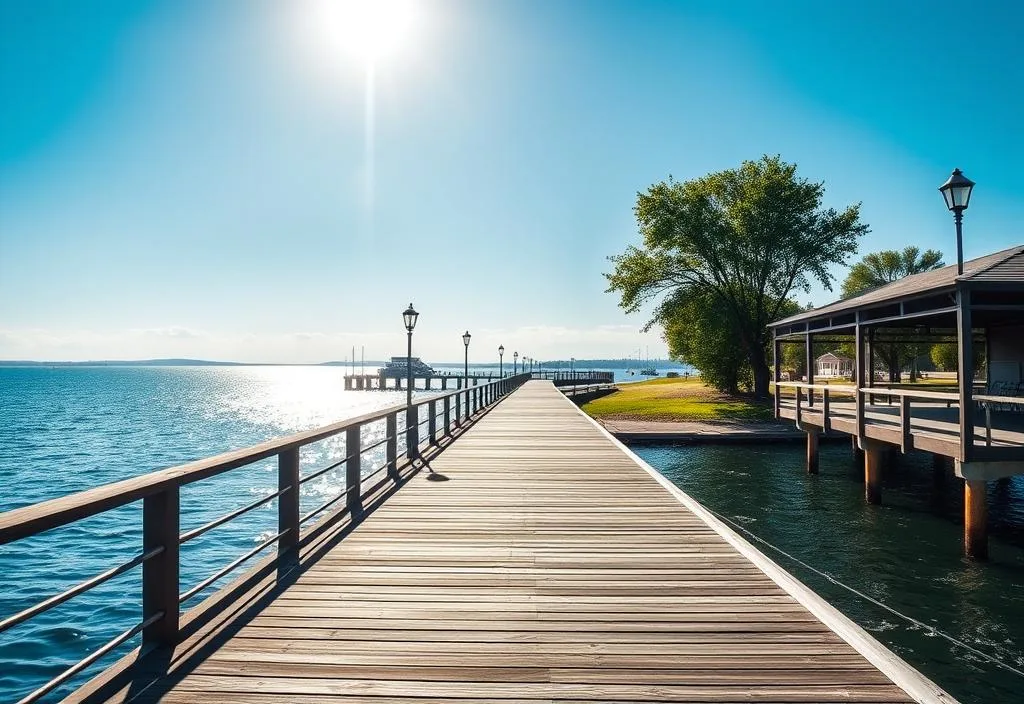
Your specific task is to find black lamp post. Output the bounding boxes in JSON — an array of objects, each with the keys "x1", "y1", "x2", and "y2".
[
  {"x1": 402, "y1": 303, "x2": 419, "y2": 408},
  {"x1": 462, "y1": 330, "x2": 471, "y2": 386},
  {"x1": 939, "y1": 168, "x2": 976, "y2": 276},
  {"x1": 498, "y1": 345, "x2": 504, "y2": 378},
  {"x1": 513, "y1": 351, "x2": 518, "y2": 375},
  {"x1": 570, "y1": 357, "x2": 575, "y2": 374}
]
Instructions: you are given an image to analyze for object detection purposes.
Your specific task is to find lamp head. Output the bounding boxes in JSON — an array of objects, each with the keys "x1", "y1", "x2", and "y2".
[
  {"x1": 939, "y1": 168, "x2": 975, "y2": 212},
  {"x1": 462, "y1": 330, "x2": 471, "y2": 346},
  {"x1": 498, "y1": 345, "x2": 504, "y2": 355},
  {"x1": 402, "y1": 303, "x2": 418, "y2": 332}
]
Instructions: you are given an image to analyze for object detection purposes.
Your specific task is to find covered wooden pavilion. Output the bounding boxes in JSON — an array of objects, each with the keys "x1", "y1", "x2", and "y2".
[{"x1": 769, "y1": 244, "x2": 1024, "y2": 558}]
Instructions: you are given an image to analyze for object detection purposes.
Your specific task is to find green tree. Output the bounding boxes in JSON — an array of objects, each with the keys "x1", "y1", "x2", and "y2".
[
  {"x1": 662, "y1": 289, "x2": 752, "y2": 393},
  {"x1": 841, "y1": 247, "x2": 945, "y2": 381},
  {"x1": 931, "y1": 343, "x2": 958, "y2": 372},
  {"x1": 606, "y1": 156, "x2": 867, "y2": 398},
  {"x1": 841, "y1": 246, "x2": 944, "y2": 299}
]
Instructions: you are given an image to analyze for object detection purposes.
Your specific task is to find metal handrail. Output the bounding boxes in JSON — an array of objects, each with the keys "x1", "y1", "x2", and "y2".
[
  {"x1": 0, "y1": 372, "x2": 531, "y2": 702},
  {"x1": 16, "y1": 611, "x2": 164, "y2": 704},
  {"x1": 179, "y1": 529, "x2": 289, "y2": 604},
  {"x1": 179, "y1": 487, "x2": 290, "y2": 545},
  {"x1": 0, "y1": 547, "x2": 163, "y2": 635}
]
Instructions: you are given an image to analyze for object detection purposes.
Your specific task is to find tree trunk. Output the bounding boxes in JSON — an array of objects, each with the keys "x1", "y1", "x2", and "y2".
[
  {"x1": 888, "y1": 364, "x2": 901, "y2": 383},
  {"x1": 751, "y1": 355, "x2": 771, "y2": 400}
]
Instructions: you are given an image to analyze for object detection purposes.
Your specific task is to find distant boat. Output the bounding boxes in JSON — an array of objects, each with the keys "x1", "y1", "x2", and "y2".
[
  {"x1": 382, "y1": 356, "x2": 435, "y2": 378},
  {"x1": 639, "y1": 366, "x2": 658, "y2": 376}
]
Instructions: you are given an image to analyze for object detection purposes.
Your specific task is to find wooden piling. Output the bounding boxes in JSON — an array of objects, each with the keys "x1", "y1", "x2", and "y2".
[
  {"x1": 806, "y1": 429, "x2": 819, "y2": 475},
  {"x1": 851, "y1": 436, "x2": 864, "y2": 466},
  {"x1": 864, "y1": 442, "x2": 883, "y2": 504},
  {"x1": 964, "y1": 479, "x2": 988, "y2": 559}
]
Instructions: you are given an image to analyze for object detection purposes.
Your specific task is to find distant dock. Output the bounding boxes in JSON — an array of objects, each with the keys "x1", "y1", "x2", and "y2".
[{"x1": 345, "y1": 370, "x2": 615, "y2": 391}]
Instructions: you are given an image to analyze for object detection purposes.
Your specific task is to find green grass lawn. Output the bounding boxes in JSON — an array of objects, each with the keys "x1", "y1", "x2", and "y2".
[{"x1": 582, "y1": 377, "x2": 773, "y2": 422}]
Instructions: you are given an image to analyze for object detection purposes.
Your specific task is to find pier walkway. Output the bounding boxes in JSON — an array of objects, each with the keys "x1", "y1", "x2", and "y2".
[{"x1": 75, "y1": 382, "x2": 947, "y2": 702}]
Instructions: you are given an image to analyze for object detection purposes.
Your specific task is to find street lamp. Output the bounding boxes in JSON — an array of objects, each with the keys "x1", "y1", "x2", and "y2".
[
  {"x1": 513, "y1": 351, "x2": 518, "y2": 375},
  {"x1": 402, "y1": 303, "x2": 419, "y2": 408},
  {"x1": 462, "y1": 330, "x2": 471, "y2": 385},
  {"x1": 939, "y1": 168, "x2": 975, "y2": 276},
  {"x1": 498, "y1": 345, "x2": 504, "y2": 378}
]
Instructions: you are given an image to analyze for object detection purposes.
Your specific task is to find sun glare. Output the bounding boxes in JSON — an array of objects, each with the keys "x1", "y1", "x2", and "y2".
[{"x1": 310, "y1": 0, "x2": 418, "y2": 66}]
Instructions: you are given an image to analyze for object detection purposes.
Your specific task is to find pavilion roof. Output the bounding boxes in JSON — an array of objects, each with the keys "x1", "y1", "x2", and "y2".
[{"x1": 770, "y1": 244, "x2": 1024, "y2": 329}]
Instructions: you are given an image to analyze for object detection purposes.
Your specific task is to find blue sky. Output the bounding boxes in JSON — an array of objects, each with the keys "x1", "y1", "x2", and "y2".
[{"x1": 1, "y1": 0, "x2": 1021, "y2": 363}]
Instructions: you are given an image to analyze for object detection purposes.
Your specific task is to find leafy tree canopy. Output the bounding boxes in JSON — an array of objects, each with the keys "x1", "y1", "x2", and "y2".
[
  {"x1": 606, "y1": 155, "x2": 867, "y2": 398},
  {"x1": 841, "y1": 246, "x2": 944, "y2": 299},
  {"x1": 839, "y1": 247, "x2": 945, "y2": 381}
]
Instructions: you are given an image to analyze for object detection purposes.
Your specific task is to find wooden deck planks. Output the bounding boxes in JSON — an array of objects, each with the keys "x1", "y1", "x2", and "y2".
[{"x1": 99, "y1": 381, "x2": 927, "y2": 703}]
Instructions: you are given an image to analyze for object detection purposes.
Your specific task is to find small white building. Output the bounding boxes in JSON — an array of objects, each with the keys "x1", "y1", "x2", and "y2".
[{"x1": 816, "y1": 352, "x2": 853, "y2": 378}]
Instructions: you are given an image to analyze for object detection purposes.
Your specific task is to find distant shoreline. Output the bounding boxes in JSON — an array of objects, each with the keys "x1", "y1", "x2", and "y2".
[{"x1": 0, "y1": 358, "x2": 684, "y2": 370}]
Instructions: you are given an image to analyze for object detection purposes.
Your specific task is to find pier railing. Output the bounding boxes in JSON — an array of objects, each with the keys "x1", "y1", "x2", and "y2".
[
  {"x1": 774, "y1": 381, "x2": 1024, "y2": 461},
  {"x1": 531, "y1": 370, "x2": 615, "y2": 385},
  {"x1": 0, "y1": 373, "x2": 530, "y2": 703}
]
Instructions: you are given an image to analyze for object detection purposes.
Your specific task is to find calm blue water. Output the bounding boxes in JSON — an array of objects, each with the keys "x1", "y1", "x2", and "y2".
[{"x1": 634, "y1": 444, "x2": 1024, "y2": 704}]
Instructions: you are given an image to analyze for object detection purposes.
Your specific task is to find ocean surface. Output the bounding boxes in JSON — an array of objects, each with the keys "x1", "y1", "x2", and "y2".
[{"x1": 1, "y1": 366, "x2": 1020, "y2": 702}]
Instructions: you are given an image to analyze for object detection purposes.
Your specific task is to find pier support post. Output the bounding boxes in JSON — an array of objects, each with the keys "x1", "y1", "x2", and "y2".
[
  {"x1": 442, "y1": 377, "x2": 448, "y2": 390},
  {"x1": 806, "y1": 429, "x2": 819, "y2": 475},
  {"x1": 851, "y1": 436, "x2": 864, "y2": 466},
  {"x1": 964, "y1": 479, "x2": 988, "y2": 559},
  {"x1": 864, "y1": 441, "x2": 884, "y2": 504},
  {"x1": 425, "y1": 377, "x2": 431, "y2": 390}
]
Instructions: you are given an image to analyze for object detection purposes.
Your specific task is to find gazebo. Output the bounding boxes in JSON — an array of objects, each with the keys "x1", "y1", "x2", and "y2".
[{"x1": 815, "y1": 352, "x2": 853, "y2": 378}]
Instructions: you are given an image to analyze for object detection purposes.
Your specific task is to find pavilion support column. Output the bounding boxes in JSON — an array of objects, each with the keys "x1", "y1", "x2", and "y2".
[
  {"x1": 772, "y1": 335, "x2": 781, "y2": 419},
  {"x1": 863, "y1": 440, "x2": 884, "y2": 504},
  {"x1": 805, "y1": 332, "x2": 814, "y2": 406},
  {"x1": 806, "y1": 428, "x2": 820, "y2": 475},
  {"x1": 964, "y1": 478, "x2": 988, "y2": 559},
  {"x1": 854, "y1": 319, "x2": 866, "y2": 450},
  {"x1": 957, "y1": 286, "x2": 974, "y2": 463}
]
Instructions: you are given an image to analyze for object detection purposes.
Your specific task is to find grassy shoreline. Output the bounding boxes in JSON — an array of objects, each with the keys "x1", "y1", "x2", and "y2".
[{"x1": 581, "y1": 377, "x2": 774, "y2": 422}]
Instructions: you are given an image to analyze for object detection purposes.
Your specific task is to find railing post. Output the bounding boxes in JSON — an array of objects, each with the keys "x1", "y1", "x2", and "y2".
[
  {"x1": 143, "y1": 486, "x2": 180, "y2": 647},
  {"x1": 822, "y1": 388, "x2": 831, "y2": 433},
  {"x1": 795, "y1": 387, "x2": 803, "y2": 428},
  {"x1": 454, "y1": 393, "x2": 461, "y2": 428},
  {"x1": 277, "y1": 448, "x2": 300, "y2": 566},
  {"x1": 900, "y1": 396, "x2": 912, "y2": 454},
  {"x1": 386, "y1": 412, "x2": 398, "y2": 481},
  {"x1": 346, "y1": 424, "x2": 363, "y2": 515},
  {"x1": 856, "y1": 389, "x2": 866, "y2": 446},
  {"x1": 406, "y1": 406, "x2": 419, "y2": 461},
  {"x1": 444, "y1": 395, "x2": 451, "y2": 435},
  {"x1": 429, "y1": 399, "x2": 437, "y2": 445}
]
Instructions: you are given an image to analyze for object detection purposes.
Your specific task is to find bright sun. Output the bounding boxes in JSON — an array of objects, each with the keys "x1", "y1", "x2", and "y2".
[{"x1": 309, "y1": 0, "x2": 418, "y2": 66}]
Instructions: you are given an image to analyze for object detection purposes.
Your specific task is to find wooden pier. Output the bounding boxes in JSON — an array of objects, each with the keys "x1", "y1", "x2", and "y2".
[
  {"x1": 344, "y1": 370, "x2": 616, "y2": 391},
  {"x1": 2, "y1": 382, "x2": 952, "y2": 703}
]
